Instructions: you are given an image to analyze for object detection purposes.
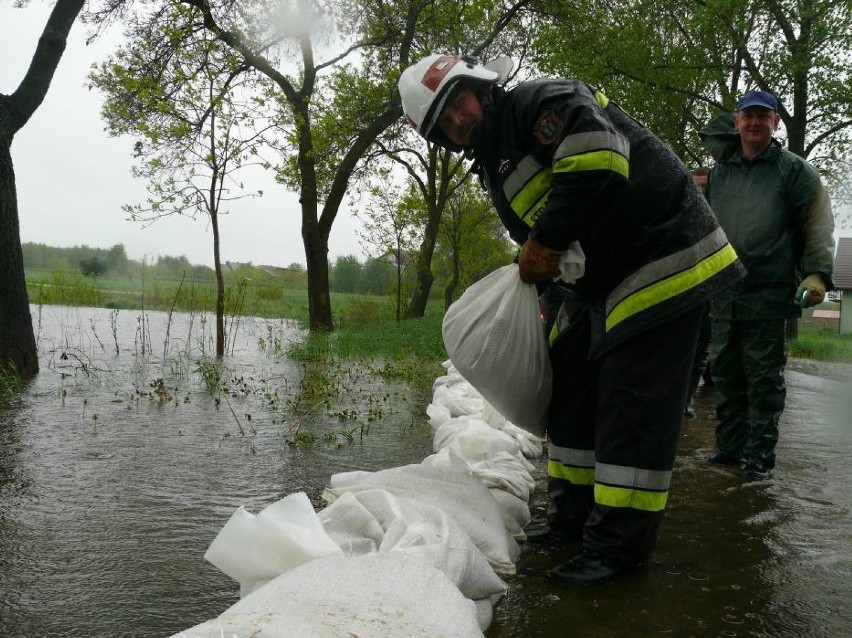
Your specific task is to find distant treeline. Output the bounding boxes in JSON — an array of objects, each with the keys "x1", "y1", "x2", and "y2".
[{"x1": 21, "y1": 242, "x2": 399, "y2": 295}]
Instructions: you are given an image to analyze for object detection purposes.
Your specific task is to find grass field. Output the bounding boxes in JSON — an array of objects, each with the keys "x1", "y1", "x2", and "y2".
[{"x1": 23, "y1": 267, "x2": 851, "y2": 370}]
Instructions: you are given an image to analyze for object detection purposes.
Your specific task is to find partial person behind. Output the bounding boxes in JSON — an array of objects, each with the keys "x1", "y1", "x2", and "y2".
[{"x1": 698, "y1": 89, "x2": 835, "y2": 480}]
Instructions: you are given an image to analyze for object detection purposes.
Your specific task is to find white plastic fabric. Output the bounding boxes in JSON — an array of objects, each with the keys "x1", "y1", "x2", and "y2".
[
  {"x1": 442, "y1": 263, "x2": 551, "y2": 436},
  {"x1": 203, "y1": 492, "x2": 342, "y2": 596},
  {"x1": 319, "y1": 488, "x2": 507, "y2": 603},
  {"x1": 556, "y1": 241, "x2": 586, "y2": 284},
  {"x1": 172, "y1": 553, "x2": 484, "y2": 638},
  {"x1": 325, "y1": 463, "x2": 519, "y2": 574}
]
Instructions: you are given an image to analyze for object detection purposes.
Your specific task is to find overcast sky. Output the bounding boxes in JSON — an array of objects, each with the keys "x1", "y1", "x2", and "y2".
[
  {"x1": 3, "y1": 4, "x2": 848, "y2": 271},
  {"x1": 0, "y1": 2, "x2": 367, "y2": 269}
]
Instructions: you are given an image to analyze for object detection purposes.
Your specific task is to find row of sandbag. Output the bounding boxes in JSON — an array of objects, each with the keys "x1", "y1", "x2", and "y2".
[{"x1": 172, "y1": 361, "x2": 544, "y2": 638}]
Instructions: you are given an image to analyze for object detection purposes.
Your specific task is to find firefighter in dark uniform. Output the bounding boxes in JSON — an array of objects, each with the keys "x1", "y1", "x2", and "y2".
[{"x1": 398, "y1": 54, "x2": 745, "y2": 586}]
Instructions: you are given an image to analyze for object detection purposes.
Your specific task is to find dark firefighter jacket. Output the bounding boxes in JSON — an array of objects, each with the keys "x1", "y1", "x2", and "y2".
[
  {"x1": 469, "y1": 78, "x2": 745, "y2": 356},
  {"x1": 699, "y1": 112, "x2": 835, "y2": 320}
]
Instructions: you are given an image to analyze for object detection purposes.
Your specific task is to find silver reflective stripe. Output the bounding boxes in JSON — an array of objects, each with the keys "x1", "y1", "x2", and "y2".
[
  {"x1": 503, "y1": 155, "x2": 546, "y2": 203},
  {"x1": 606, "y1": 227, "x2": 729, "y2": 316},
  {"x1": 554, "y1": 131, "x2": 630, "y2": 162},
  {"x1": 549, "y1": 444, "x2": 596, "y2": 468},
  {"x1": 595, "y1": 462, "x2": 671, "y2": 490}
]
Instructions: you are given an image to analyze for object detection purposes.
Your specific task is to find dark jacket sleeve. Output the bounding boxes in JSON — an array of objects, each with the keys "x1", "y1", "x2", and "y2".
[{"x1": 512, "y1": 81, "x2": 629, "y2": 251}]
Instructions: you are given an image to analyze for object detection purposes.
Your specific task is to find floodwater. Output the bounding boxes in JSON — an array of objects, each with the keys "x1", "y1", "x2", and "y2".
[
  {"x1": 489, "y1": 359, "x2": 852, "y2": 638},
  {"x1": 1, "y1": 305, "x2": 851, "y2": 637}
]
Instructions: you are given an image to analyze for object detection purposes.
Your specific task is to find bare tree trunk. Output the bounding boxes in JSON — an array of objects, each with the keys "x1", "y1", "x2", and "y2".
[
  {"x1": 444, "y1": 242, "x2": 461, "y2": 312},
  {"x1": 211, "y1": 211, "x2": 225, "y2": 357},
  {"x1": 0, "y1": 139, "x2": 38, "y2": 376},
  {"x1": 407, "y1": 202, "x2": 441, "y2": 318},
  {"x1": 304, "y1": 231, "x2": 333, "y2": 331},
  {"x1": 0, "y1": 0, "x2": 85, "y2": 377}
]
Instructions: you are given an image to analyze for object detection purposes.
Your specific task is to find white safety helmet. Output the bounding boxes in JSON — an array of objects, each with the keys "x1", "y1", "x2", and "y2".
[{"x1": 398, "y1": 53, "x2": 513, "y2": 150}]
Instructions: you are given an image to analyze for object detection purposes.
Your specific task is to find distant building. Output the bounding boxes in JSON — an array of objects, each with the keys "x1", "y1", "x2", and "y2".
[{"x1": 834, "y1": 237, "x2": 852, "y2": 334}]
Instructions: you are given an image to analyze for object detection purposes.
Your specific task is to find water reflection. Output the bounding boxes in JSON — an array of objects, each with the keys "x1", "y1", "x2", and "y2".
[
  {"x1": 488, "y1": 359, "x2": 852, "y2": 637},
  {"x1": 0, "y1": 305, "x2": 435, "y2": 638},
  {"x1": 2, "y1": 307, "x2": 850, "y2": 637}
]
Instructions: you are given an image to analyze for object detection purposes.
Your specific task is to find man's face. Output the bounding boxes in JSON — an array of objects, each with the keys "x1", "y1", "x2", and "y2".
[
  {"x1": 438, "y1": 87, "x2": 483, "y2": 148},
  {"x1": 734, "y1": 106, "x2": 780, "y2": 150}
]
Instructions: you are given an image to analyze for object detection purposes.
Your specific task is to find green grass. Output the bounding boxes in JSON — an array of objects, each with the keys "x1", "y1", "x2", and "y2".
[
  {"x1": 789, "y1": 331, "x2": 852, "y2": 362},
  {"x1": 0, "y1": 364, "x2": 25, "y2": 404},
  {"x1": 25, "y1": 267, "x2": 851, "y2": 375}
]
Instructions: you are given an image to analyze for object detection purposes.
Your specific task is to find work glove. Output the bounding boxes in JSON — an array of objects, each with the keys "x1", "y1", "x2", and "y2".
[
  {"x1": 795, "y1": 273, "x2": 827, "y2": 308},
  {"x1": 518, "y1": 237, "x2": 561, "y2": 284}
]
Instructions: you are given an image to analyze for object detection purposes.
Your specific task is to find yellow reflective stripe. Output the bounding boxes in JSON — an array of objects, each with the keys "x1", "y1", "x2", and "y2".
[
  {"x1": 554, "y1": 131, "x2": 630, "y2": 162},
  {"x1": 595, "y1": 483, "x2": 668, "y2": 512},
  {"x1": 510, "y1": 185, "x2": 550, "y2": 226},
  {"x1": 503, "y1": 156, "x2": 552, "y2": 226},
  {"x1": 553, "y1": 149, "x2": 630, "y2": 179},
  {"x1": 548, "y1": 322, "x2": 559, "y2": 346},
  {"x1": 606, "y1": 241, "x2": 739, "y2": 333},
  {"x1": 548, "y1": 460, "x2": 596, "y2": 485},
  {"x1": 503, "y1": 155, "x2": 545, "y2": 202},
  {"x1": 595, "y1": 90, "x2": 609, "y2": 108},
  {"x1": 608, "y1": 227, "x2": 731, "y2": 312}
]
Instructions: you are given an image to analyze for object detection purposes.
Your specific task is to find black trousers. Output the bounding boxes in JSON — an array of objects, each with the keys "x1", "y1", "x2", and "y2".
[{"x1": 546, "y1": 302, "x2": 703, "y2": 563}]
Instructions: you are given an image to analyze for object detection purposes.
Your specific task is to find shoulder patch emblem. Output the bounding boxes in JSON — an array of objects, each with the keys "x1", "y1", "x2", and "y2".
[{"x1": 533, "y1": 110, "x2": 564, "y2": 144}]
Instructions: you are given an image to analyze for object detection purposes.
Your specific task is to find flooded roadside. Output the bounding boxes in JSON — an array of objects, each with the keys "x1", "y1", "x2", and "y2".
[{"x1": 1, "y1": 304, "x2": 850, "y2": 637}]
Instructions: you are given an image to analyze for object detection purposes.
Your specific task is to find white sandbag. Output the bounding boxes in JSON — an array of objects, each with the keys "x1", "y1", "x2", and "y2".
[
  {"x1": 426, "y1": 401, "x2": 452, "y2": 430},
  {"x1": 325, "y1": 464, "x2": 519, "y2": 574},
  {"x1": 489, "y1": 488, "x2": 532, "y2": 540},
  {"x1": 432, "y1": 417, "x2": 523, "y2": 460},
  {"x1": 319, "y1": 488, "x2": 505, "y2": 602},
  {"x1": 474, "y1": 598, "x2": 494, "y2": 633},
  {"x1": 203, "y1": 492, "x2": 341, "y2": 596},
  {"x1": 422, "y1": 448, "x2": 532, "y2": 502},
  {"x1": 317, "y1": 490, "x2": 385, "y2": 555},
  {"x1": 442, "y1": 263, "x2": 551, "y2": 437},
  {"x1": 171, "y1": 553, "x2": 483, "y2": 638},
  {"x1": 432, "y1": 383, "x2": 485, "y2": 417}
]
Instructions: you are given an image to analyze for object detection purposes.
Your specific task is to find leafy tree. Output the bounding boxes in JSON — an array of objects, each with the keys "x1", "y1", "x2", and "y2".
[
  {"x1": 79, "y1": 256, "x2": 107, "y2": 277},
  {"x1": 435, "y1": 179, "x2": 514, "y2": 309},
  {"x1": 90, "y1": 14, "x2": 273, "y2": 356},
  {"x1": 532, "y1": 0, "x2": 852, "y2": 195},
  {"x1": 1, "y1": 0, "x2": 85, "y2": 377},
  {"x1": 358, "y1": 177, "x2": 421, "y2": 320},
  {"x1": 104, "y1": 243, "x2": 130, "y2": 274},
  {"x1": 372, "y1": 138, "x2": 469, "y2": 318},
  {"x1": 330, "y1": 255, "x2": 362, "y2": 293},
  {"x1": 358, "y1": 257, "x2": 395, "y2": 295},
  {"x1": 96, "y1": 0, "x2": 536, "y2": 333}
]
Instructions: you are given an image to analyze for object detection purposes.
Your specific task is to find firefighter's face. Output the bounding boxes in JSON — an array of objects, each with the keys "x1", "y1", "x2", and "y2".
[
  {"x1": 439, "y1": 87, "x2": 483, "y2": 147},
  {"x1": 734, "y1": 107, "x2": 780, "y2": 150}
]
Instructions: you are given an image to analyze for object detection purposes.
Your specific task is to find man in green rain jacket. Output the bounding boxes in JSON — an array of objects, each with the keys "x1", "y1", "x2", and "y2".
[{"x1": 699, "y1": 90, "x2": 835, "y2": 480}]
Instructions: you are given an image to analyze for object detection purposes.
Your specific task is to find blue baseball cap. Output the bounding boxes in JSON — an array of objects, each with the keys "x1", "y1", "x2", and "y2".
[{"x1": 737, "y1": 90, "x2": 778, "y2": 111}]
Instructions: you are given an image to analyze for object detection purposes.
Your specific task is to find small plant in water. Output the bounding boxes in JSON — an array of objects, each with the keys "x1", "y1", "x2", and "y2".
[{"x1": 195, "y1": 359, "x2": 224, "y2": 395}]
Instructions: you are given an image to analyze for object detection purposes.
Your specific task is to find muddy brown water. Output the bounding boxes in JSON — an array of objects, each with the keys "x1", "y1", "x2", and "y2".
[{"x1": 1, "y1": 305, "x2": 850, "y2": 637}]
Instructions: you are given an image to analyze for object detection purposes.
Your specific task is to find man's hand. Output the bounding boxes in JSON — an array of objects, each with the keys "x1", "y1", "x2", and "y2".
[
  {"x1": 519, "y1": 238, "x2": 562, "y2": 284},
  {"x1": 795, "y1": 273, "x2": 827, "y2": 308}
]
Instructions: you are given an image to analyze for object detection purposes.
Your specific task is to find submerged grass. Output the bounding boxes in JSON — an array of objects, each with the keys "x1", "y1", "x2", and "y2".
[
  {"x1": 0, "y1": 365, "x2": 25, "y2": 404},
  {"x1": 287, "y1": 314, "x2": 447, "y2": 386}
]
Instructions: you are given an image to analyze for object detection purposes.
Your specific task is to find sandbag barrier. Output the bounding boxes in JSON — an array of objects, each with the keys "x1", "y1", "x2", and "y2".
[{"x1": 172, "y1": 361, "x2": 544, "y2": 638}]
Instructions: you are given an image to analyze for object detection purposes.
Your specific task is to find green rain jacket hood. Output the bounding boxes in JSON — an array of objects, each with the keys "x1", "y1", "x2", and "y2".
[{"x1": 698, "y1": 112, "x2": 835, "y2": 320}]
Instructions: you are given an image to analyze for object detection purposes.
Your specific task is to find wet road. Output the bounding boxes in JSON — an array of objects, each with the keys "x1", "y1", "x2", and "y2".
[{"x1": 487, "y1": 359, "x2": 852, "y2": 637}]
